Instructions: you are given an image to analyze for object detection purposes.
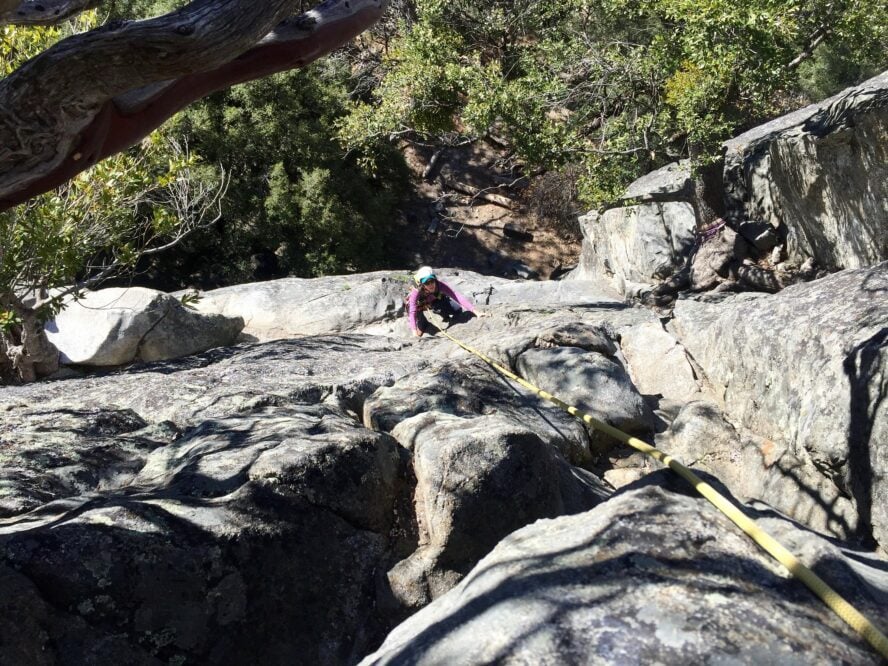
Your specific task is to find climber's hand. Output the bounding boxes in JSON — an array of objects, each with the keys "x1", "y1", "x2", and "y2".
[{"x1": 414, "y1": 329, "x2": 423, "y2": 337}]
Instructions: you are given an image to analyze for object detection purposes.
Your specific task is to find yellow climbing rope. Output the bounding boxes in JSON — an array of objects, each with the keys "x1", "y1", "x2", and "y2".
[{"x1": 437, "y1": 327, "x2": 888, "y2": 660}]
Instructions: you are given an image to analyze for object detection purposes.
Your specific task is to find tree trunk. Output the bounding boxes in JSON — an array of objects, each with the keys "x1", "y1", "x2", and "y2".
[
  {"x1": 0, "y1": 291, "x2": 59, "y2": 383},
  {"x1": 688, "y1": 143, "x2": 726, "y2": 229}
]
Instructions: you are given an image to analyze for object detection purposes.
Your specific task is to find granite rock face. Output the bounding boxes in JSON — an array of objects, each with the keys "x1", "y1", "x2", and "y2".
[
  {"x1": 570, "y1": 202, "x2": 697, "y2": 297},
  {"x1": 0, "y1": 402, "x2": 403, "y2": 665},
  {"x1": 570, "y1": 71, "x2": 887, "y2": 298},
  {"x1": 45, "y1": 287, "x2": 244, "y2": 366},
  {"x1": 723, "y1": 70, "x2": 888, "y2": 272},
  {"x1": 361, "y1": 473, "x2": 888, "y2": 666},
  {"x1": 672, "y1": 262, "x2": 888, "y2": 546},
  {"x1": 384, "y1": 412, "x2": 609, "y2": 612},
  {"x1": 2, "y1": 265, "x2": 887, "y2": 664}
]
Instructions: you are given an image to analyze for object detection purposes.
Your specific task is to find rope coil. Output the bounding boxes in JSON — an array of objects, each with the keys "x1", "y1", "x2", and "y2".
[{"x1": 437, "y1": 327, "x2": 888, "y2": 660}]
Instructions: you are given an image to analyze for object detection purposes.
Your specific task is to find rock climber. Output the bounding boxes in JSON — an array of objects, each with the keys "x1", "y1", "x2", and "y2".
[{"x1": 407, "y1": 266, "x2": 476, "y2": 337}]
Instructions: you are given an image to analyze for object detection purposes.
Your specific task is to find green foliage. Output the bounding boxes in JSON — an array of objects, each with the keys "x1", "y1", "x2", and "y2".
[
  {"x1": 0, "y1": 132, "x2": 217, "y2": 323},
  {"x1": 156, "y1": 63, "x2": 409, "y2": 286},
  {"x1": 796, "y1": 41, "x2": 888, "y2": 101},
  {"x1": 341, "y1": 0, "x2": 886, "y2": 207},
  {"x1": 1, "y1": 10, "x2": 98, "y2": 74}
]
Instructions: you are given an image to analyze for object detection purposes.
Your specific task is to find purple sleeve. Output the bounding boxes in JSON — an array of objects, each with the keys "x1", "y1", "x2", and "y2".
[
  {"x1": 438, "y1": 281, "x2": 475, "y2": 313},
  {"x1": 407, "y1": 289, "x2": 421, "y2": 331}
]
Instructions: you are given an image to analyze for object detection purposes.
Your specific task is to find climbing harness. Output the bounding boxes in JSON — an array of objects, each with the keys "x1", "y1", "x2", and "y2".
[{"x1": 436, "y1": 326, "x2": 888, "y2": 661}]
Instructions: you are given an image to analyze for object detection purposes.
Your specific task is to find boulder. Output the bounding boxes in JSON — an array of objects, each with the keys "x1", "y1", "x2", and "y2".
[
  {"x1": 723, "y1": 70, "x2": 888, "y2": 271},
  {"x1": 660, "y1": 400, "x2": 858, "y2": 537},
  {"x1": 44, "y1": 287, "x2": 243, "y2": 366},
  {"x1": 183, "y1": 272, "x2": 408, "y2": 341},
  {"x1": 384, "y1": 412, "x2": 609, "y2": 612},
  {"x1": 515, "y1": 346, "x2": 655, "y2": 451},
  {"x1": 364, "y1": 359, "x2": 591, "y2": 466},
  {"x1": 619, "y1": 321, "x2": 702, "y2": 404},
  {"x1": 0, "y1": 403, "x2": 406, "y2": 665},
  {"x1": 672, "y1": 263, "x2": 888, "y2": 546},
  {"x1": 569, "y1": 202, "x2": 696, "y2": 297},
  {"x1": 360, "y1": 472, "x2": 888, "y2": 665},
  {"x1": 621, "y1": 160, "x2": 692, "y2": 201}
]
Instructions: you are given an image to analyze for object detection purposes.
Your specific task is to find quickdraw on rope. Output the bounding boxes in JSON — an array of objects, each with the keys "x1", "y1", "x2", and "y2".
[{"x1": 437, "y1": 326, "x2": 888, "y2": 661}]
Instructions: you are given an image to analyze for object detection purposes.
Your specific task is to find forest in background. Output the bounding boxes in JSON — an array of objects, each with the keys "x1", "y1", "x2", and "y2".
[{"x1": 1, "y1": 0, "x2": 886, "y2": 294}]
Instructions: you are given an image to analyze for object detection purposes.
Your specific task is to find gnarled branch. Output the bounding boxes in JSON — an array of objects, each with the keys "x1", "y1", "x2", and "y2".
[
  {"x1": 1, "y1": 0, "x2": 102, "y2": 26},
  {"x1": 0, "y1": 0, "x2": 386, "y2": 211}
]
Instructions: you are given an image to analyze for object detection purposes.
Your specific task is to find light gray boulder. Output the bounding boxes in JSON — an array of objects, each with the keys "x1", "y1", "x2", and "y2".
[
  {"x1": 364, "y1": 359, "x2": 591, "y2": 466},
  {"x1": 659, "y1": 400, "x2": 858, "y2": 538},
  {"x1": 516, "y1": 346, "x2": 655, "y2": 451},
  {"x1": 44, "y1": 287, "x2": 243, "y2": 366},
  {"x1": 622, "y1": 159, "x2": 692, "y2": 201},
  {"x1": 184, "y1": 272, "x2": 408, "y2": 341},
  {"x1": 384, "y1": 412, "x2": 609, "y2": 612},
  {"x1": 569, "y1": 202, "x2": 696, "y2": 297},
  {"x1": 619, "y1": 321, "x2": 702, "y2": 404},
  {"x1": 672, "y1": 262, "x2": 888, "y2": 547},
  {"x1": 361, "y1": 472, "x2": 888, "y2": 666},
  {"x1": 723, "y1": 70, "x2": 888, "y2": 271}
]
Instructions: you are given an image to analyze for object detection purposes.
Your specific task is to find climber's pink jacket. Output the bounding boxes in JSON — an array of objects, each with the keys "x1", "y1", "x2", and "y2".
[{"x1": 407, "y1": 280, "x2": 475, "y2": 332}]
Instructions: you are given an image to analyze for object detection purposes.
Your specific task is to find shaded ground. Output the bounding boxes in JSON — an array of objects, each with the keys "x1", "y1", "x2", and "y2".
[{"x1": 385, "y1": 140, "x2": 581, "y2": 279}]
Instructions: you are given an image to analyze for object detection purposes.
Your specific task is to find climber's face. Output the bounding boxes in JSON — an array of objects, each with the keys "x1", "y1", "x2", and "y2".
[{"x1": 421, "y1": 278, "x2": 437, "y2": 292}]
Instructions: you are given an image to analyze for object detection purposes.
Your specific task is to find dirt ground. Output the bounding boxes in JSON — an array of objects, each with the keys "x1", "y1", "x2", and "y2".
[{"x1": 386, "y1": 140, "x2": 582, "y2": 279}]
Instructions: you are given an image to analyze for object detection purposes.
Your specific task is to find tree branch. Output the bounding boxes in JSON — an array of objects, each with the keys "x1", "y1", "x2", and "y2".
[
  {"x1": 1, "y1": 0, "x2": 102, "y2": 26},
  {"x1": 0, "y1": 0, "x2": 386, "y2": 211},
  {"x1": 787, "y1": 26, "x2": 830, "y2": 71}
]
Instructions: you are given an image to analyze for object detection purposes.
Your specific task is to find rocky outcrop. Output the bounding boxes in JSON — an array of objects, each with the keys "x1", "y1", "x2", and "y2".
[
  {"x1": 384, "y1": 412, "x2": 609, "y2": 613},
  {"x1": 365, "y1": 360, "x2": 591, "y2": 465},
  {"x1": 0, "y1": 280, "x2": 640, "y2": 664},
  {"x1": 0, "y1": 402, "x2": 404, "y2": 664},
  {"x1": 571, "y1": 71, "x2": 887, "y2": 298},
  {"x1": 672, "y1": 262, "x2": 888, "y2": 545},
  {"x1": 569, "y1": 201, "x2": 696, "y2": 298},
  {"x1": 2, "y1": 267, "x2": 887, "y2": 664},
  {"x1": 724, "y1": 70, "x2": 888, "y2": 272},
  {"x1": 187, "y1": 270, "x2": 624, "y2": 341},
  {"x1": 658, "y1": 400, "x2": 858, "y2": 537},
  {"x1": 361, "y1": 472, "x2": 888, "y2": 665},
  {"x1": 45, "y1": 287, "x2": 244, "y2": 366}
]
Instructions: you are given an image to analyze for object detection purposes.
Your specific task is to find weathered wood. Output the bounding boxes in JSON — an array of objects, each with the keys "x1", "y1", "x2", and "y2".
[
  {"x1": 440, "y1": 176, "x2": 516, "y2": 210},
  {"x1": 1, "y1": 0, "x2": 102, "y2": 26},
  {"x1": 0, "y1": 0, "x2": 386, "y2": 211}
]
